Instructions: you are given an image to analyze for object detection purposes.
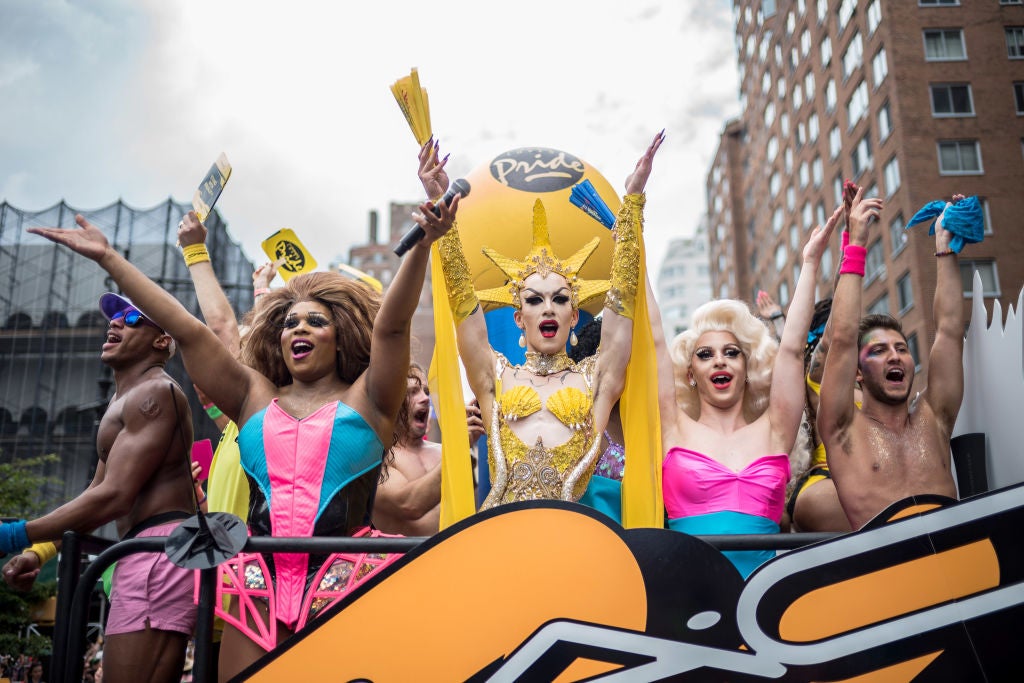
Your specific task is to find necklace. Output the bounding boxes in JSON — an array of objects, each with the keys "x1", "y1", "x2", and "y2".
[{"x1": 521, "y1": 350, "x2": 574, "y2": 376}]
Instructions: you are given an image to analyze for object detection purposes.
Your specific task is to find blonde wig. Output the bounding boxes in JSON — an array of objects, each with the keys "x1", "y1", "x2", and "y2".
[{"x1": 669, "y1": 299, "x2": 777, "y2": 423}]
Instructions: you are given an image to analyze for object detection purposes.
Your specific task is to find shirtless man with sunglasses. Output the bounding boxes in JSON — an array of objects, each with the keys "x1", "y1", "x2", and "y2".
[{"x1": 2, "y1": 290, "x2": 198, "y2": 683}]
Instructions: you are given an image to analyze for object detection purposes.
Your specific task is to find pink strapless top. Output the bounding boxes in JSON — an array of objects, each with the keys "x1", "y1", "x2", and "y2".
[{"x1": 662, "y1": 447, "x2": 790, "y2": 522}]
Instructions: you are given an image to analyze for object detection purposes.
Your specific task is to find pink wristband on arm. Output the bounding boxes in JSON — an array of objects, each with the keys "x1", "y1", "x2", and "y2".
[{"x1": 839, "y1": 244, "x2": 866, "y2": 276}]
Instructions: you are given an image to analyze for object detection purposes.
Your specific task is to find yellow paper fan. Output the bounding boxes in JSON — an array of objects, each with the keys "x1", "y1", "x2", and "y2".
[{"x1": 390, "y1": 67, "x2": 432, "y2": 145}]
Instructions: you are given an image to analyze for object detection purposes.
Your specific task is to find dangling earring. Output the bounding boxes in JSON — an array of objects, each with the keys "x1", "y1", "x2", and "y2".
[
  {"x1": 518, "y1": 332, "x2": 526, "y2": 348},
  {"x1": 570, "y1": 330, "x2": 579, "y2": 347}
]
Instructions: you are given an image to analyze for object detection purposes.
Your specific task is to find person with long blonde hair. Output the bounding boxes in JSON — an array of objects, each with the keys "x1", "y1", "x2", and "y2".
[{"x1": 651, "y1": 207, "x2": 841, "y2": 578}]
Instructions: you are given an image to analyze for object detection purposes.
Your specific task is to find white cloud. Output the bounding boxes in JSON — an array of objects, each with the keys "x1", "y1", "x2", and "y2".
[{"x1": 1, "y1": 0, "x2": 740, "y2": 280}]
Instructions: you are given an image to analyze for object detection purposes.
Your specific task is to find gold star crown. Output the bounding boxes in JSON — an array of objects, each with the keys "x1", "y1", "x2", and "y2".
[{"x1": 476, "y1": 199, "x2": 610, "y2": 310}]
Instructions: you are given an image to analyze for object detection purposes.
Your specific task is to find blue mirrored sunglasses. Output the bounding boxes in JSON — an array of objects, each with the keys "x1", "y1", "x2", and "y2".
[{"x1": 111, "y1": 308, "x2": 161, "y2": 330}]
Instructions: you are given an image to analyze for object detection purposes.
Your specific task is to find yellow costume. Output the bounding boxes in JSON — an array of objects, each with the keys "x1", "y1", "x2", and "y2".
[
  {"x1": 484, "y1": 352, "x2": 600, "y2": 508},
  {"x1": 438, "y1": 197, "x2": 644, "y2": 509}
]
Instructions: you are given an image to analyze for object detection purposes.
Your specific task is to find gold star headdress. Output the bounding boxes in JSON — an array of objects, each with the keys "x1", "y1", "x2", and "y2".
[{"x1": 476, "y1": 199, "x2": 610, "y2": 310}]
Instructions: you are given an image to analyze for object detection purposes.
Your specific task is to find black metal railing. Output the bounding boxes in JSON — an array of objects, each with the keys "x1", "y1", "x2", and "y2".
[{"x1": 51, "y1": 530, "x2": 839, "y2": 683}]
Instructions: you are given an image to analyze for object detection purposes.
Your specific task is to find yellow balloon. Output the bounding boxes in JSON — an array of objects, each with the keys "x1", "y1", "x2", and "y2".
[{"x1": 456, "y1": 147, "x2": 621, "y2": 314}]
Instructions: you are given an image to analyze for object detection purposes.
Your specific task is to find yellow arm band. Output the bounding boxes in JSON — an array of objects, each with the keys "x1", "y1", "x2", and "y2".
[
  {"x1": 605, "y1": 193, "x2": 645, "y2": 320},
  {"x1": 437, "y1": 222, "x2": 480, "y2": 324},
  {"x1": 182, "y1": 243, "x2": 211, "y2": 266},
  {"x1": 24, "y1": 541, "x2": 58, "y2": 565}
]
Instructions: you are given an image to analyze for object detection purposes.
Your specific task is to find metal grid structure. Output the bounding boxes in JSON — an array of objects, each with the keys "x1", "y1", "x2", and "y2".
[{"x1": 0, "y1": 198, "x2": 254, "y2": 513}]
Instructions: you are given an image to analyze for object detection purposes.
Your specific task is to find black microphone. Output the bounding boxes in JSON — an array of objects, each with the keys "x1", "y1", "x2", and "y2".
[{"x1": 394, "y1": 178, "x2": 471, "y2": 256}]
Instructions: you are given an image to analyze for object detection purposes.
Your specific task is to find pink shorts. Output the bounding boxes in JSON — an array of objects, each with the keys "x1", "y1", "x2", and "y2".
[{"x1": 105, "y1": 521, "x2": 197, "y2": 636}]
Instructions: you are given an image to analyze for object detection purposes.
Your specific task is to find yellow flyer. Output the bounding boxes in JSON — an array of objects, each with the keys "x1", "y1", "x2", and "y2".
[{"x1": 261, "y1": 228, "x2": 318, "y2": 281}]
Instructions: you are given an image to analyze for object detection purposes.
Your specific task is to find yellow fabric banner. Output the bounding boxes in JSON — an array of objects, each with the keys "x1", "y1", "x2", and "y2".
[
  {"x1": 429, "y1": 244, "x2": 476, "y2": 528},
  {"x1": 619, "y1": 239, "x2": 664, "y2": 528}
]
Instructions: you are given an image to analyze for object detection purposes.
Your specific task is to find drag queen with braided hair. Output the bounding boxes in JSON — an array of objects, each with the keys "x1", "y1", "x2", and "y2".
[{"x1": 422, "y1": 133, "x2": 663, "y2": 508}]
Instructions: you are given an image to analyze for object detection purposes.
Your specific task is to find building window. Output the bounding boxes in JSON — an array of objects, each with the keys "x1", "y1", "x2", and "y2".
[
  {"x1": 866, "y1": 239, "x2": 886, "y2": 284},
  {"x1": 938, "y1": 140, "x2": 983, "y2": 174},
  {"x1": 790, "y1": 224, "x2": 800, "y2": 249},
  {"x1": 884, "y1": 156, "x2": 901, "y2": 196},
  {"x1": 868, "y1": 292, "x2": 890, "y2": 316},
  {"x1": 907, "y1": 333, "x2": 922, "y2": 373},
  {"x1": 826, "y1": 78, "x2": 837, "y2": 111},
  {"x1": 1001, "y1": 0, "x2": 1023, "y2": 4},
  {"x1": 786, "y1": 185, "x2": 796, "y2": 211},
  {"x1": 867, "y1": 0, "x2": 881, "y2": 35},
  {"x1": 794, "y1": 83, "x2": 804, "y2": 110},
  {"x1": 1014, "y1": 82, "x2": 1024, "y2": 114},
  {"x1": 804, "y1": 71, "x2": 816, "y2": 96},
  {"x1": 799, "y1": 160, "x2": 810, "y2": 188},
  {"x1": 775, "y1": 243, "x2": 788, "y2": 271},
  {"x1": 817, "y1": 0, "x2": 827, "y2": 23},
  {"x1": 764, "y1": 0, "x2": 778, "y2": 17},
  {"x1": 959, "y1": 260, "x2": 1000, "y2": 297},
  {"x1": 852, "y1": 131, "x2": 873, "y2": 177},
  {"x1": 770, "y1": 171, "x2": 781, "y2": 195},
  {"x1": 785, "y1": 148, "x2": 794, "y2": 173},
  {"x1": 801, "y1": 29, "x2": 812, "y2": 57},
  {"x1": 930, "y1": 83, "x2": 974, "y2": 116},
  {"x1": 897, "y1": 272, "x2": 914, "y2": 314},
  {"x1": 838, "y1": 0, "x2": 856, "y2": 33},
  {"x1": 763, "y1": 71, "x2": 772, "y2": 94},
  {"x1": 779, "y1": 280, "x2": 791, "y2": 307},
  {"x1": 816, "y1": 201, "x2": 826, "y2": 226},
  {"x1": 808, "y1": 112, "x2": 820, "y2": 141},
  {"x1": 878, "y1": 101, "x2": 893, "y2": 141},
  {"x1": 1007, "y1": 27, "x2": 1024, "y2": 58},
  {"x1": 865, "y1": 183, "x2": 879, "y2": 199},
  {"x1": 787, "y1": 10, "x2": 796, "y2": 35},
  {"x1": 919, "y1": 0, "x2": 958, "y2": 4},
  {"x1": 890, "y1": 213, "x2": 907, "y2": 255},
  {"x1": 872, "y1": 48, "x2": 889, "y2": 87},
  {"x1": 803, "y1": 202, "x2": 814, "y2": 230},
  {"x1": 847, "y1": 80, "x2": 869, "y2": 129},
  {"x1": 768, "y1": 136, "x2": 779, "y2": 161},
  {"x1": 842, "y1": 32, "x2": 864, "y2": 81},
  {"x1": 980, "y1": 197, "x2": 994, "y2": 235},
  {"x1": 796, "y1": 120, "x2": 806, "y2": 147},
  {"x1": 765, "y1": 101, "x2": 776, "y2": 126},
  {"x1": 829, "y1": 125, "x2": 842, "y2": 159},
  {"x1": 924, "y1": 29, "x2": 966, "y2": 61},
  {"x1": 773, "y1": 207, "x2": 784, "y2": 233},
  {"x1": 821, "y1": 36, "x2": 833, "y2": 67},
  {"x1": 833, "y1": 174, "x2": 844, "y2": 206},
  {"x1": 778, "y1": 75, "x2": 787, "y2": 98},
  {"x1": 812, "y1": 155, "x2": 823, "y2": 187}
]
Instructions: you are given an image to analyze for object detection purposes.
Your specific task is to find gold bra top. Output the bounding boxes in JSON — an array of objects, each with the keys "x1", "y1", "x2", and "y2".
[{"x1": 481, "y1": 352, "x2": 602, "y2": 509}]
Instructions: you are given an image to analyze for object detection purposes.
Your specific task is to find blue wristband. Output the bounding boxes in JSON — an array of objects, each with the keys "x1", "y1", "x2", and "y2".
[{"x1": 0, "y1": 519, "x2": 29, "y2": 555}]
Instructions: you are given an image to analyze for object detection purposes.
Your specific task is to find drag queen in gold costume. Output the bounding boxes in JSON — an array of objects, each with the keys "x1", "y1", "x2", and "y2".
[{"x1": 421, "y1": 133, "x2": 663, "y2": 509}]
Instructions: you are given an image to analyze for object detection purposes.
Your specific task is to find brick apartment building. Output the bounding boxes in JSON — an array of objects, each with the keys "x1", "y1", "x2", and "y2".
[{"x1": 706, "y1": 0, "x2": 1024, "y2": 378}]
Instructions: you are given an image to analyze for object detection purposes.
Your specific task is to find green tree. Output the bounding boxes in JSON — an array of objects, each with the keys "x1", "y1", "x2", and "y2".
[
  {"x1": 0, "y1": 452, "x2": 62, "y2": 658},
  {"x1": 0, "y1": 452, "x2": 63, "y2": 518}
]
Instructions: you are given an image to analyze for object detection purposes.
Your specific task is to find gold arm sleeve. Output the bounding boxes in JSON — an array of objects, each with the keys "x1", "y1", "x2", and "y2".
[
  {"x1": 436, "y1": 222, "x2": 480, "y2": 324},
  {"x1": 604, "y1": 193, "x2": 646, "y2": 320}
]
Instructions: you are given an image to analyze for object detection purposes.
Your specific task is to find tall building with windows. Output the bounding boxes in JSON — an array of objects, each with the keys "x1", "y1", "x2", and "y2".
[
  {"x1": 655, "y1": 219, "x2": 713, "y2": 339},
  {"x1": 707, "y1": 0, "x2": 1024, "y2": 378}
]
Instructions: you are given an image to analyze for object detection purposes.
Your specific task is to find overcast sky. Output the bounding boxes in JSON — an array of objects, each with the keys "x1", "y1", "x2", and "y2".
[{"x1": 0, "y1": 0, "x2": 741, "y2": 288}]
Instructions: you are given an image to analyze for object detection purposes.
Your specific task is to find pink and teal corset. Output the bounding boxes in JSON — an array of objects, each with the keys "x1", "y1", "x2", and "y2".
[
  {"x1": 236, "y1": 399, "x2": 384, "y2": 630},
  {"x1": 662, "y1": 447, "x2": 789, "y2": 579}
]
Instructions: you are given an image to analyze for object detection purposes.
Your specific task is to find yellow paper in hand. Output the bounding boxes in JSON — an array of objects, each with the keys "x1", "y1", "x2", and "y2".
[
  {"x1": 261, "y1": 228, "x2": 318, "y2": 281},
  {"x1": 390, "y1": 67, "x2": 432, "y2": 145},
  {"x1": 192, "y1": 153, "x2": 232, "y2": 222}
]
